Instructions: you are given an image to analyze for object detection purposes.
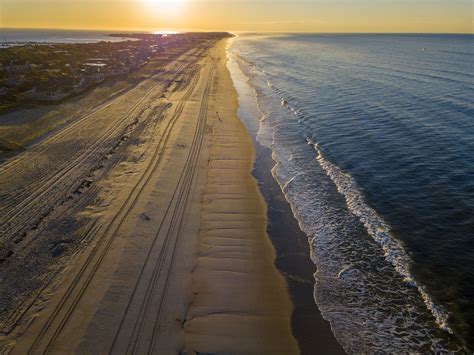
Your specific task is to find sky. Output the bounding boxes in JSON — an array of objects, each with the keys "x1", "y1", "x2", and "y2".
[{"x1": 1, "y1": 0, "x2": 473, "y2": 33}]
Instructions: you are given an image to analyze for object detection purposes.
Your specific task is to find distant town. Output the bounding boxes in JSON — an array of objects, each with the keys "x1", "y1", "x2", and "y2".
[{"x1": 0, "y1": 33, "x2": 230, "y2": 112}]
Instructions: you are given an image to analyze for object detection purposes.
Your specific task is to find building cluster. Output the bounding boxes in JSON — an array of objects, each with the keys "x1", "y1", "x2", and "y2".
[{"x1": 0, "y1": 34, "x2": 186, "y2": 107}]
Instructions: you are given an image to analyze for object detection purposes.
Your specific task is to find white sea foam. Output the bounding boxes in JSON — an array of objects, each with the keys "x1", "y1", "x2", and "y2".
[
  {"x1": 308, "y1": 139, "x2": 453, "y2": 334},
  {"x1": 226, "y1": 39, "x2": 461, "y2": 352}
]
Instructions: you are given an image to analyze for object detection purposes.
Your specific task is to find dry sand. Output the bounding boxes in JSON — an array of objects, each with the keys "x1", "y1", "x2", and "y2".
[
  {"x1": 0, "y1": 39, "x2": 298, "y2": 354},
  {"x1": 183, "y1": 42, "x2": 298, "y2": 353}
]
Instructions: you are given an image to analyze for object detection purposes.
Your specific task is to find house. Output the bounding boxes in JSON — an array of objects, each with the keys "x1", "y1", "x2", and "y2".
[
  {"x1": 40, "y1": 87, "x2": 69, "y2": 102},
  {"x1": 23, "y1": 76, "x2": 81, "y2": 102},
  {"x1": 106, "y1": 65, "x2": 129, "y2": 76},
  {"x1": 86, "y1": 58, "x2": 109, "y2": 64},
  {"x1": 86, "y1": 72, "x2": 105, "y2": 85},
  {"x1": 6, "y1": 60, "x2": 30, "y2": 74},
  {"x1": 136, "y1": 44, "x2": 152, "y2": 63},
  {"x1": 4, "y1": 78, "x2": 27, "y2": 88},
  {"x1": 72, "y1": 77, "x2": 87, "y2": 93},
  {"x1": 84, "y1": 63, "x2": 107, "y2": 70},
  {"x1": 24, "y1": 85, "x2": 69, "y2": 102},
  {"x1": 116, "y1": 49, "x2": 131, "y2": 61},
  {"x1": 81, "y1": 67, "x2": 105, "y2": 85}
]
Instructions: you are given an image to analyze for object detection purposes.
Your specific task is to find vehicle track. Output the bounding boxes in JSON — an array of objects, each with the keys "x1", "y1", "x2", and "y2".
[
  {"x1": 147, "y1": 62, "x2": 215, "y2": 355},
  {"x1": 25, "y1": 56, "x2": 207, "y2": 354},
  {"x1": 0, "y1": 49, "x2": 203, "y2": 213},
  {"x1": 109, "y1": 61, "x2": 215, "y2": 355},
  {"x1": 0, "y1": 53, "x2": 203, "y2": 248},
  {"x1": 0, "y1": 56, "x2": 190, "y2": 194},
  {"x1": 0, "y1": 48, "x2": 200, "y2": 178},
  {"x1": 1, "y1": 89, "x2": 163, "y2": 236},
  {"x1": 1, "y1": 58, "x2": 203, "y2": 336}
]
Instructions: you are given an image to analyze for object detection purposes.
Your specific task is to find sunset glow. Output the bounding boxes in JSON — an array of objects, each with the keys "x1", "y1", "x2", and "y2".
[
  {"x1": 142, "y1": 0, "x2": 189, "y2": 17},
  {"x1": 1, "y1": 0, "x2": 473, "y2": 34},
  {"x1": 0, "y1": 0, "x2": 472, "y2": 352}
]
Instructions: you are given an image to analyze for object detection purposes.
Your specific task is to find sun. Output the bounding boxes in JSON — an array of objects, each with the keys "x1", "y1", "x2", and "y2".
[{"x1": 143, "y1": 0, "x2": 188, "y2": 15}]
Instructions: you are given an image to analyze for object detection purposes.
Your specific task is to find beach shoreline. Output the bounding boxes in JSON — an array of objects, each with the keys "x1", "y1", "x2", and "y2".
[
  {"x1": 225, "y1": 39, "x2": 345, "y2": 353},
  {"x1": 0, "y1": 38, "x2": 300, "y2": 354},
  {"x1": 183, "y1": 39, "x2": 298, "y2": 353},
  {"x1": 226, "y1": 33, "x2": 471, "y2": 353},
  {"x1": 251, "y1": 142, "x2": 346, "y2": 355}
]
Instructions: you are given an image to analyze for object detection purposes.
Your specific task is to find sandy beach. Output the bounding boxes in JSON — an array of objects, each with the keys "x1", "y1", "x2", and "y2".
[
  {"x1": 0, "y1": 38, "x2": 298, "y2": 353},
  {"x1": 2, "y1": 0, "x2": 472, "y2": 348},
  {"x1": 184, "y1": 41, "x2": 298, "y2": 353}
]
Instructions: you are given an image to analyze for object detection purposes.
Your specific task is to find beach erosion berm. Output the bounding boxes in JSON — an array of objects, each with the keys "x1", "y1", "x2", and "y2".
[{"x1": 0, "y1": 37, "x2": 302, "y2": 353}]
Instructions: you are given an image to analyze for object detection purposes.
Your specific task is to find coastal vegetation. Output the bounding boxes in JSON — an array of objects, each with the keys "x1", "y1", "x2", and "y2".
[{"x1": 0, "y1": 33, "x2": 230, "y2": 113}]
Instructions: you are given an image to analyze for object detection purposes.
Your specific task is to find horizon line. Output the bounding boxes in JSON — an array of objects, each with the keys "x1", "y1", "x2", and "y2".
[{"x1": 1, "y1": 26, "x2": 473, "y2": 36}]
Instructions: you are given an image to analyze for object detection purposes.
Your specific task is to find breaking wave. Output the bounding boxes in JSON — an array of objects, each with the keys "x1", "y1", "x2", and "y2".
[
  {"x1": 227, "y1": 35, "x2": 468, "y2": 353},
  {"x1": 309, "y1": 139, "x2": 452, "y2": 334}
]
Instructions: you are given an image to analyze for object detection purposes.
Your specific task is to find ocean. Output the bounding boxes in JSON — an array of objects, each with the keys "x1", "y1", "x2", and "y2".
[
  {"x1": 0, "y1": 29, "x2": 132, "y2": 47},
  {"x1": 227, "y1": 34, "x2": 474, "y2": 353}
]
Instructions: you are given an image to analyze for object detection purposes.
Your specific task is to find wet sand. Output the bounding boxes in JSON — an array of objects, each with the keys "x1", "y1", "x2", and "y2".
[
  {"x1": 183, "y1": 41, "x2": 298, "y2": 353},
  {"x1": 252, "y1": 143, "x2": 345, "y2": 355},
  {"x1": 0, "y1": 39, "x2": 298, "y2": 353}
]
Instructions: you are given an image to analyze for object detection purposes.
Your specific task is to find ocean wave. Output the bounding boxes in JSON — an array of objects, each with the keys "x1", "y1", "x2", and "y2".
[
  {"x1": 227, "y1": 40, "x2": 465, "y2": 352},
  {"x1": 308, "y1": 139, "x2": 453, "y2": 334},
  {"x1": 269, "y1": 138, "x2": 455, "y2": 352}
]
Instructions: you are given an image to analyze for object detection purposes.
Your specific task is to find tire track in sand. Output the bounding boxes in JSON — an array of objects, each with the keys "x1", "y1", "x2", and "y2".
[{"x1": 24, "y1": 56, "x2": 206, "y2": 354}]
